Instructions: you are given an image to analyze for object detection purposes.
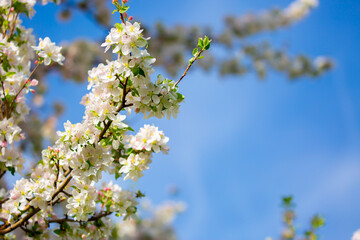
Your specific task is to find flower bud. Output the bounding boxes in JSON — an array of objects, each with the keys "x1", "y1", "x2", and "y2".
[
  {"x1": 31, "y1": 79, "x2": 38, "y2": 86},
  {"x1": 1, "y1": 141, "x2": 7, "y2": 148},
  {"x1": 129, "y1": 16, "x2": 133, "y2": 21}
]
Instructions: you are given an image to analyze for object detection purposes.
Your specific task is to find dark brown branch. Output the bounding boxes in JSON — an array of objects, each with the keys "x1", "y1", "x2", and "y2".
[
  {"x1": 0, "y1": 170, "x2": 72, "y2": 234},
  {"x1": 48, "y1": 212, "x2": 112, "y2": 224},
  {"x1": 99, "y1": 77, "x2": 132, "y2": 141}
]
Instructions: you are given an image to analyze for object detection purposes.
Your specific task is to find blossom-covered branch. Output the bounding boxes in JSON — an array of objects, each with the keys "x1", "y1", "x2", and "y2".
[{"x1": 0, "y1": 0, "x2": 211, "y2": 238}]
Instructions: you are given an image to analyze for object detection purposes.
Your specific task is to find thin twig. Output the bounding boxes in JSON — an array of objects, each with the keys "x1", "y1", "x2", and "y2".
[
  {"x1": 120, "y1": 13, "x2": 126, "y2": 24},
  {"x1": 174, "y1": 49, "x2": 204, "y2": 87},
  {"x1": 8, "y1": 12, "x2": 19, "y2": 38},
  {"x1": 7, "y1": 62, "x2": 40, "y2": 118}
]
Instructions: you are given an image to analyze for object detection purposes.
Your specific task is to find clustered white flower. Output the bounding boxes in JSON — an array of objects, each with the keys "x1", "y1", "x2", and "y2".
[
  {"x1": 119, "y1": 124, "x2": 170, "y2": 181},
  {"x1": 0, "y1": 1, "x2": 63, "y2": 175},
  {"x1": 33, "y1": 37, "x2": 65, "y2": 65},
  {"x1": 0, "y1": 4, "x2": 185, "y2": 238}
]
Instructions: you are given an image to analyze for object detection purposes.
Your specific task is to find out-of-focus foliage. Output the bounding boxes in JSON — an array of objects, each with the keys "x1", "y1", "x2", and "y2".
[
  {"x1": 35, "y1": 0, "x2": 333, "y2": 82},
  {"x1": 24, "y1": 0, "x2": 333, "y2": 164},
  {"x1": 112, "y1": 201, "x2": 186, "y2": 240},
  {"x1": 266, "y1": 196, "x2": 325, "y2": 240}
]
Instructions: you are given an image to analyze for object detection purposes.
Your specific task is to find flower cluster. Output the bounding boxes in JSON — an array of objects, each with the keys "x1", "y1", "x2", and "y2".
[
  {"x1": 66, "y1": 183, "x2": 97, "y2": 221},
  {"x1": 224, "y1": 0, "x2": 319, "y2": 39},
  {"x1": 0, "y1": 0, "x2": 207, "y2": 237},
  {"x1": 98, "y1": 182, "x2": 138, "y2": 218},
  {"x1": 33, "y1": 37, "x2": 65, "y2": 66},
  {"x1": 101, "y1": 21, "x2": 148, "y2": 56},
  {"x1": 119, "y1": 124, "x2": 169, "y2": 181},
  {"x1": 0, "y1": 0, "x2": 64, "y2": 175},
  {"x1": 131, "y1": 75, "x2": 184, "y2": 119}
]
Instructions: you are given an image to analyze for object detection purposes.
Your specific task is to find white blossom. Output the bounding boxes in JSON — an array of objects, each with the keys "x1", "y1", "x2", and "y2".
[{"x1": 33, "y1": 37, "x2": 65, "y2": 65}]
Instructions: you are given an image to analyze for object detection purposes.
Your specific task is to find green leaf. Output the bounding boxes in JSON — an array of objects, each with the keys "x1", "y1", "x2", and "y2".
[
  {"x1": 112, "y1": 9, "x2": 118, "y2": 14},
  {"x1": 192, "y1": 48, "x2": 199, "y2": 56},
  {"x1": 119, "y1": 5, "x2": 130, "y2": 14},
  {"x1": 197, "y1": 38, "x2": 204, "y2": 48},
  {"x1": 203, "y1": 36, "x2": 212, "y2": 50},
  {"x1": 2, "y1": 56, "x2": 11, "y2": 72},
  {"x1": 138, "y1": 68, "x2": 146, "y2": 77},
  {"x1": 131, "y1": 66, "x2": 140, "y2": 76},
  {"x1": 5, "y1": 72, "x2": 15, "y2": 77},
  {"x1": 6, "y1": 166, "x2": 15, "y2": 175},
  {"x1": 311, "y1": 215, "x2": 325, "y2": 229},
  {"x1": 54, "y1": 229, "x2": 62, "y2": 235},
  {"x1": 177, "y1": 93, "x2": 185, "y2": 100},
  {"x1": 115, "y1": 23, "x2": 122, "y2": 30},
  {"x1": 204, "y1": 44, "x2": 210, "y2": 50},
  {"x1": 113, "y1": 1, "x2": 122, "y2": 9},
  {"x1": 126, "y1": 126, "x2": 135, "y2": 132},
  {"x1": 282, "y1": 196, "x2": 293, "y2": 207},
  {"x1": 135, "y1": 190, "x2": 145, "y2": 198}
]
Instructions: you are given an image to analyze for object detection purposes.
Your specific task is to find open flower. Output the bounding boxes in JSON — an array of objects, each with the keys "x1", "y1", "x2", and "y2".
[{"x1": 33, "y1": 37, "x2": 65, "y2": 65}]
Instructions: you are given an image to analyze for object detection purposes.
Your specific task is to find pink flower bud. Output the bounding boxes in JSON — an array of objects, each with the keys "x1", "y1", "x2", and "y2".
[
  {"x1": 128, "y1": 16, "x2": 133, "y2": 21},
  {"x1": 30, "y1": 89, "x2": 35, "y2": 94},
  {"x1": 35, "y1": 60, "x2": 39, "y2": 65},
  {"x1": 112, "y1": 0, "x2": 119, "y2": 4},
  {"x1": 1, "y1": 141, "x2": 7, "y2": 148},
  {"x1": 10, "y1": 7, "x2": 14, "y2": 12},
  {"x1": 11, "y1": 192, "x2": 20, "y2": 200},
  {"x1": 31, "y1": 79, "x2": 38, "y2": 86},
  {"x1": 122, "y1": 0, "x2": 128, "y2": 4},
  {"x1": 20, "y1": 133, "x2": 25, "y2": 140}
]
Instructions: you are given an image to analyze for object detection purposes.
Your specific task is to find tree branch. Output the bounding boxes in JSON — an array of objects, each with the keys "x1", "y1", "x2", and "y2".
[
  {"x1": 48, "y1": 212, "x2": 112, "y2": 224},
  {"x1": 0, "y1": 75, "x2": 133, "y2": 235},
  {"x1": 174, "y1": 49, "x2": 204, "y2": 87}
]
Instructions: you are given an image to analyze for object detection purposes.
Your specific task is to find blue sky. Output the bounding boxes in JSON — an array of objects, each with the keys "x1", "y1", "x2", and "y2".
[{"x1": 20, "y1": 0, "x2": 360, "y2": 239}]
